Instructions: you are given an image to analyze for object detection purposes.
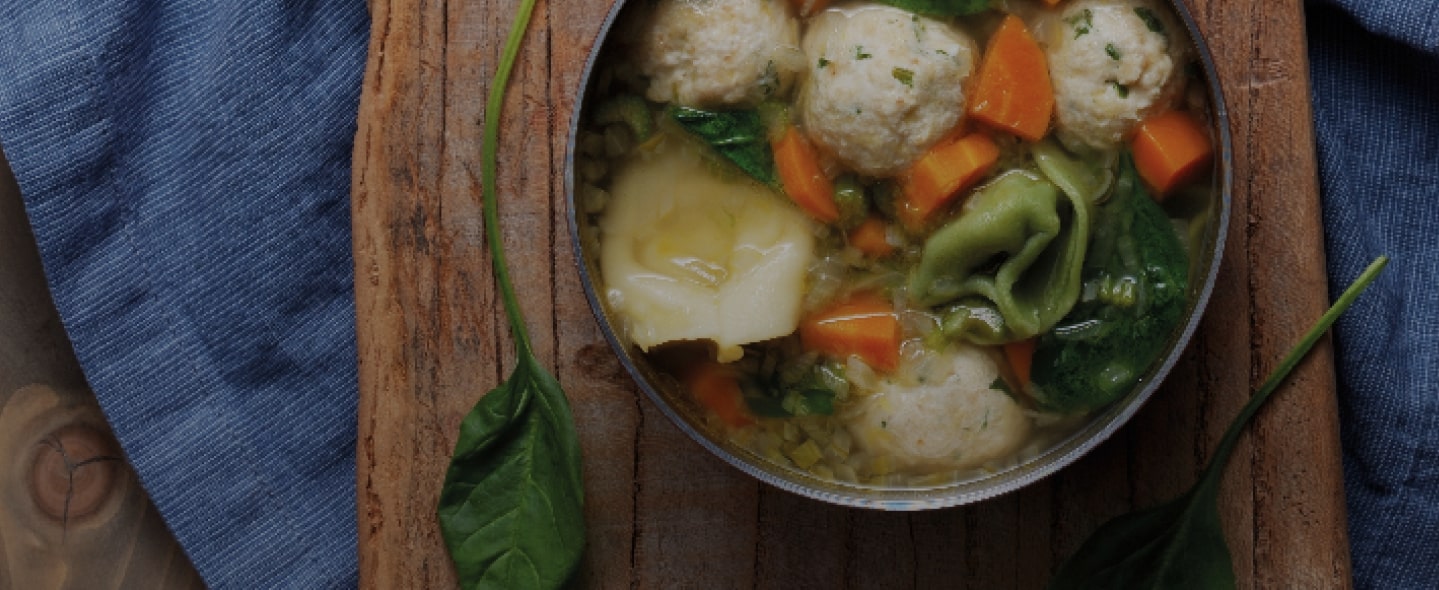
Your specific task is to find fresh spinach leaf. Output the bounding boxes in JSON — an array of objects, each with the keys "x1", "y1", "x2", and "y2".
[
  {"x1": 438, "y1": 355, "x2": 585, "y2": 589},
  {"x1": 873, "y1": 0, "x2": 992, "y2": 17},
  {"x1": 669, "y1": 106, "x2": 778, "y2": 186},
  {"x1": 1048, "y1": 256, "x2": 1388, "y2": 589},
  {"x1": 436, "y1": 0, "x2": 586, "y2": 585}
]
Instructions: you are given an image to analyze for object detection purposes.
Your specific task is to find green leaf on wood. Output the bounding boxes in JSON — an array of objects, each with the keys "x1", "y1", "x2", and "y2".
[
  {"x1": 1048, "y1": 255, "x2": 1388, "y2": 589},
  {"x1": 436, "y1": 0, "x2": 586, "y2": 585}
]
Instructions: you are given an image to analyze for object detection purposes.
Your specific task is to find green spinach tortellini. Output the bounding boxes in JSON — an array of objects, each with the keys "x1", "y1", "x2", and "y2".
[{"x1": 909, "y1": 170, "x2": 1091, "y2": 345}]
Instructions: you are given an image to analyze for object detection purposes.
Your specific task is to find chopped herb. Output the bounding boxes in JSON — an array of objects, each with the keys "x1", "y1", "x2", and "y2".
[
  {"x1": 1110, "y1": 81, "x2": 1130, "y2": 98},
  {"x1": 758, "y1": 60, "x2": 779, "y2": 97},
  {"x1": 1105, "y1": 43, "x2": 1121, "y2": 61},
  {"x1": 1135, "y1": 7, "x2": 1165, "y2": 36},
  {"x1": 892, "y1": 67, "x2": 915, "y2": 87},
  {"x1": 817, "y1": 56, "x2": 830, "y2": 69},
  {"x1": 855, "y1": 45, "x2": 872, "y2": 60},
  {"x1": 936, "y1": 48, "x2": 950, "y2": 57},
  {"x1": 989, "y1": 377, "x2": 1013, "y2": 395},
  {"x1": 881, "y1": 420, "x2": 888, "y2": 429},
  {"x1": 1064, "y1": 8, "x2": 1093, "y2": 39}
]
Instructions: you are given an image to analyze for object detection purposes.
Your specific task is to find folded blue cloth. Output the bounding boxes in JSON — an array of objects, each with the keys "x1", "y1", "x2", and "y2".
[
  {"x1": 0, "y1": 0, "x2": 1433, "y2": 587},
  {"x1": 1307, "y1": 1, "x2": 1439, "y2": 587},
  {"x1": 0, "y1": 1, "x2": 366, "y2": 587}
]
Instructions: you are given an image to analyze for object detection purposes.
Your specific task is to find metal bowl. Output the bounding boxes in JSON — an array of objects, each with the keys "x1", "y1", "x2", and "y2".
[{"x1": 565, "y1": 0, "x2": 1231, "y2": 509}]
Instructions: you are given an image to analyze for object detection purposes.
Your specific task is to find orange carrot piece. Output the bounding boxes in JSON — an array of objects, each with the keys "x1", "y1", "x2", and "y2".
[
  {"x1": 788, "y1": 0, "x2": 830, "y2": 17},
  {"x1": 1041, "y1": 0, "x2": 1063, "y2": 6},
  {"x1": 800, "y1": 292, "x2": 901, "y2": 372},
  {"x1": 848, "y1": 216, "x2": 896, "y2": 258},
  {"x1": 1130, "y1": 110, "x2": 1214, "y2": 198},
  {"x1": 773, "y1": 125, "x2": 839, "y2": 223},
  {"x1": 685, "y1": 361, "x2": 754, "y2": 428},
  {"x1": 967, "y1": 15, "x2": 1054, "y2": 142},
  {"x1": 1003, "y1": 338, "x2": 1036, "y2": 390},
  {"x1": 898, "y1": 133, "x2": 1000, "y2": 231}
]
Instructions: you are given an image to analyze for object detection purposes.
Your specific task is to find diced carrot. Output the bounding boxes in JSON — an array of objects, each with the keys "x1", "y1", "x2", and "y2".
[
  {"x1": 967, "y1": 15, "x2": 1054, "y2": 142},
  {"x1": 1130, "y1": 110, "x2": 1214, "y2": 198},
  {"x1": 800, "y1": 292, "x2": 901, "y2": 372},
  {"x1": 898, "y1": 133, "x2": 1000, "y2": 231},
  {"x1": 1003, "y1": 338, "x2": 1036, "y2": 390},
  {"x1": 1041, "y1": 0, "x2": 1063, "y2": 6},
  {"x1": 772, "y1": 125, "x2": 839, "y2": 223},
  {"x1": 848, "y1": 216, "x2": 896, "y2": 258},
  {"x1": 788, "y1": 0, "x2": 830, "y2": 17},
  {"x1": 685, "y1": 361, "x2": 754, "y2": 428}
]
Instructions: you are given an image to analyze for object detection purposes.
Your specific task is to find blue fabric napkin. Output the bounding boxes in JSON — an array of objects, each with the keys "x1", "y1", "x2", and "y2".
[
  {"x1": 1307, "y1": 1, "x2": 1439, "y2": 587},
  {"x1": 0, "y1": 1, "x2": 367, "y2": 587},
  {"x1": 0, "y1": 0, "x2": 1434, "y2": 587}
]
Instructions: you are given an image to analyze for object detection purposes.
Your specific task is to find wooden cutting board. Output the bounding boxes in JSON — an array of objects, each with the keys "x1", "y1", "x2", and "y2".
[{"x1": 353, "y1": 0, "x2": 1351, "y2": 587}]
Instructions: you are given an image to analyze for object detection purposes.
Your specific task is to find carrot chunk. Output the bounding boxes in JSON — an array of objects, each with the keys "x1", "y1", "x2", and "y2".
[
  {"x1": 848, "y1": 216, "x2": 896, "y2": 258},
  {"x1": 684, "y1": 361, "x2": 754, "y2": 428},
  {"x1": 898, "y1": 133, "x2": 1000, "y2": 231},
  {"x1": 773, "y1": 125, "x2": 839, "y2": 223},
  {"x1": 800, "y1": 293, "x2": 901, "y2": 372},
  {"x1": 1130, "y1": 110, "x2": 1214, "y2": 198},
  {"x1": 1003, "y1": 338, "x2": 1036, "y2": 390},
  {"x1": 967, "y1": 15, "x2": 1054, "y2": 142}
]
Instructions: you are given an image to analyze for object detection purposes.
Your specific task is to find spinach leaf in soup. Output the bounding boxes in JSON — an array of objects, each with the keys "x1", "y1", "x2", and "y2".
[
  {"x1": 874, "y1": 0, "x2": 992, "y2": 18},
  {"x1": 1029, "y1": 152, "x2": 1189, "y2": 413},
  {"x1": 668, "y1": 106, "x2": 778, "y2": 187}
]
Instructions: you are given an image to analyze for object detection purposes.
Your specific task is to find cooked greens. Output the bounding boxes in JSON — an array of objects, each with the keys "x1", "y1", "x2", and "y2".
[
  {"x1": 668, "y1": 105, "x2": 778, "y2": 186},
  {"x1": 874, "y1": 0, "x2": 992, "y2": 18}
]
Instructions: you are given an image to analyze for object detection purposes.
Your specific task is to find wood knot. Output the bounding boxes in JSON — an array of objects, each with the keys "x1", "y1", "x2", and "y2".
[{"x1": 29, "y1": 425, "x2": 122, "y2": 524}]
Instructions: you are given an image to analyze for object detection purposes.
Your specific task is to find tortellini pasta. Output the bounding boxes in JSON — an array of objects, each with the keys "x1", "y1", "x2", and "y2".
[
  {"x1": 600, "y1": 138, "x2": 816, "y2": 362},
  {"x1": 908, "y1": 171, "x2": 1091, "y2": 345}
]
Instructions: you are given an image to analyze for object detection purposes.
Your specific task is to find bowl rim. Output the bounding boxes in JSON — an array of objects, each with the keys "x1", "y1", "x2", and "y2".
[{"x1": 564, "y1": 0, "x2": 1232, "y2": 510}]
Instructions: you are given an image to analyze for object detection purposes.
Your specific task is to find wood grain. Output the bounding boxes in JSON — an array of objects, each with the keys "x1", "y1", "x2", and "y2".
[
  {"x1": 352, "y1": 0, "x2": 1352, "y2": 587},
  {"x1": 0, "y1": 149, "x2": 204, "y2": 590}
]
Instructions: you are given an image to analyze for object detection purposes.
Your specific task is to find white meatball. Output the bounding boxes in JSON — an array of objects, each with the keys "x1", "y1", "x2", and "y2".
[
  {"x1": 633, "y1": 0, "x2": 804, "y2": 108},
  {"x1": 1041, "y1": 0, "x2": 1187, "y2": 150},
  {"x1": 847, "y1": 345, "x2": 1031, "y2": 472},
  {"x1": 799, "y1": 5, "x2": 977, "y2": 177}
]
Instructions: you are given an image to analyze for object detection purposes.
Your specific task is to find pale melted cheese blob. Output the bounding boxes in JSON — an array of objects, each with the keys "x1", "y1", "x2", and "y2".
[{"x1": 600, "y1": 141, "x2": 816, "y2": 362}]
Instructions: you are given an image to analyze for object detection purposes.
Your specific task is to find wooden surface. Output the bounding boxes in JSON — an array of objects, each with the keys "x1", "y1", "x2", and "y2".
[
  {"x1": 353, "y1": 0, "x2": 1351, "y2": 587},
  {"x1": 0, "y1": 149, "x2": 205, "y2": 589}
]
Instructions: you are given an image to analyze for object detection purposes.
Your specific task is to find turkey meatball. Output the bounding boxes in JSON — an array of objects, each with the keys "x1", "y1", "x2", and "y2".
[{"x1": 799, "y1": 5, "x2": 978, "y2": 177}]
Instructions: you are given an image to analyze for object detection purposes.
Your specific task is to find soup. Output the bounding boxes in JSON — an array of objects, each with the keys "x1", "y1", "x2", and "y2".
[{"x1": 573, "y1": 0, "x2": 1219, "y2": 490}]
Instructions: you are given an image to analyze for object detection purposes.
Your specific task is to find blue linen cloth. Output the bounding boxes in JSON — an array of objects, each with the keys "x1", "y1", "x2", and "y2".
[
  {"x1": 0, "y1": 1, "x2": 367, "y2": 587},
  {"x1": 1307, "y1": 1, "x2": 1439, "y2": 587},
  {"x1": 0, "y1": 0, "x2": 1434, "y2": 588}
]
